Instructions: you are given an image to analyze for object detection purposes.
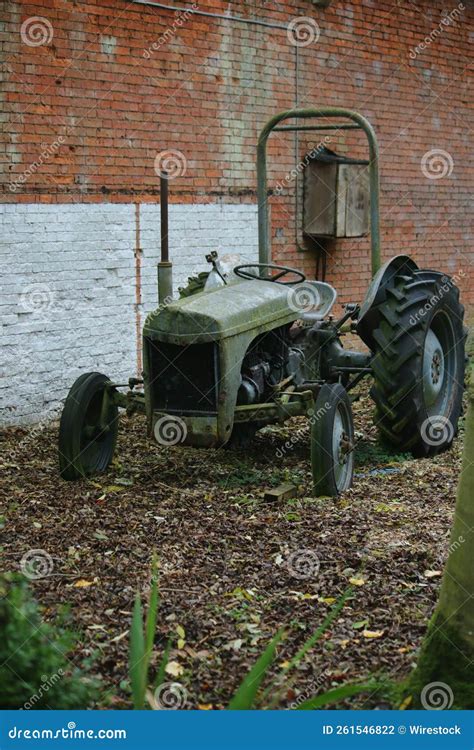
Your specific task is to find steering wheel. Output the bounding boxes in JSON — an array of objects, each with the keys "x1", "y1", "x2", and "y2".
[{"x1": 234, "y1": 263, "x2": 306, "y2": 285}]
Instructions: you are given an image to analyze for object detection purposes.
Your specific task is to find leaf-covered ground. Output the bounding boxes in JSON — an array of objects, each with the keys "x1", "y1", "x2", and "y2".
[{"x1": 0, "y1": 389, "x2": 464, "y2": 709}]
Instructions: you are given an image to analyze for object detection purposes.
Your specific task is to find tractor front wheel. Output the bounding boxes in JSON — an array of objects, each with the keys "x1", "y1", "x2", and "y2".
[
  {"x1": 58, "y1": 372, "x2": 119, "y2": 480},
  {"x1": 311, "y1": 383, "x2": 355, "y2": 497},
  {"x1": 370, "y1": 268, "x2": 465, "y2": 456}
]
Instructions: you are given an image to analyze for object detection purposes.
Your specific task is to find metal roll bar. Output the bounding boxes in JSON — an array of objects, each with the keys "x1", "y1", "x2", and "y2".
[{"x1": 256, "y1": 107, "x2": 381, "y2": 277}]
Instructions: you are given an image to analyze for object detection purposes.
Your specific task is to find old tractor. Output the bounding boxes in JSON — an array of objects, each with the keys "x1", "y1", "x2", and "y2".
[{"x1": 58, "y1": 108, "x2": 466, "y2": 496}]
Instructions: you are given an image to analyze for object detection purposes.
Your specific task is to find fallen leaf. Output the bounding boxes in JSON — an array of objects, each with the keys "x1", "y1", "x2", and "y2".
[
  {"x1": 198, "y1": 704, "x2": 213, "y2": 710},
  {"x1": 93, "y1": 531, "x2": 108, "y2": 541},
  {"x1": 424, "y1": 570, "x2": 442, "y2": 578},
  {"x1": 362, "y1": 629, "x2": 384, "y2": 639},
  {"x1": 74, "y1": 579, "x2": 94, "y2": 588},
  {"x1": 349, "y1": 577, "x2": 366, "y2": 586},
  {"x1": 224, "y1": 638, "x2": 243, "y2": 651},
  {"x1": 227, "y1": 587, "x2": 254, "y2": 601},
  {"x1": 110, "y1": 630, "x2": 129, "y2": 644},
  {"x1": 165, "y1": 661, "x2": 184, "y2": 677},
  {"x1": 352, "y1": 619, "x2": 369, "y2": 630}
]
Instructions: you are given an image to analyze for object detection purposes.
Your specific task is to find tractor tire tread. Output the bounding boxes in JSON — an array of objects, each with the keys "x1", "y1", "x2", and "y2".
[{"x1": 368, "y1": 267, "x2": 465, "y2": 456}]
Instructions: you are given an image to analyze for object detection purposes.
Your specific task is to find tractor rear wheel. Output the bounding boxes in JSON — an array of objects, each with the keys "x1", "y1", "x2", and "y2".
[
  {"x1": 58, "y1": 372, "x2": 118, "y2": 480},
  {"x1": 311, "y1": 383, "x2": 354, "y2": 497},
  {"x1": 370, "y1": 268, "x2": 465, "y2": 456}
]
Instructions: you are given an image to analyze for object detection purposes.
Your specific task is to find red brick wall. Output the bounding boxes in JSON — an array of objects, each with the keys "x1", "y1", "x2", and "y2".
[{"x1": 2, "y1": 0, "x2": 473, "y2": 314}]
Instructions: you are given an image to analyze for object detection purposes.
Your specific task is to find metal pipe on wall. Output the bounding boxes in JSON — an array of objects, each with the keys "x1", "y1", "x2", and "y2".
[
  {"x1": 157, "y1": 172, "x2": 173, "y2": 304},
  {"x1": 131, "y1": 0, "x2": 288, "y2": 29}
]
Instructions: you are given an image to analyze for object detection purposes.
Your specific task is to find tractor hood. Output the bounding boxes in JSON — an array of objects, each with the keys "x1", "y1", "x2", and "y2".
[{"x1": 144, "y1": 279, "x2": 299, "y2": 343}]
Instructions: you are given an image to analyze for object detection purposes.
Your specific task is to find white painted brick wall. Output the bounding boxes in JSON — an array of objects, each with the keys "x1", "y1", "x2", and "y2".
[
  {"x1": 140, "y1": 202, "x2": 258, "y2": 314},
  {"x1": 0, "y1": 202, "x2": 258, "y2": 425}
]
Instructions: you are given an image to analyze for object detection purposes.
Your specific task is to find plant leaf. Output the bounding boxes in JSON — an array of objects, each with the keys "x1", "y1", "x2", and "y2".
[
  {"x1": 284, "y1": 590, "x2": 350, "y2": 674},
  {"x1": 228, "y1": 629, "x2": 285, "y2": 710},
  {"x1": 129, "y1": 593, "x2": 146, "y2": 709},
  {"x1": 145, "y1": 557, "x2": 159, "y2": 658},
  {"x1": 264, "y1": 591, "x2": 352, "y2": 709},
  {"x1": 295, "y1": 683, "x2": 376, "y2": 710},
  {"x1": 155, "y1": 637, "x2": 172, "y2": 690}
]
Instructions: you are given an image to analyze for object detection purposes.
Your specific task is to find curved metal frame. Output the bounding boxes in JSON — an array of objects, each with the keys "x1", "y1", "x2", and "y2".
[{"x1": 257, "y1": 107, "x2": 381, "y2": 277}]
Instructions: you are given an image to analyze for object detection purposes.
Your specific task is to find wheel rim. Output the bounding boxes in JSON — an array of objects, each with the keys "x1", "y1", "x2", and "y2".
[
  {"x1": 422, "y1": 312, "x2": 456, "y2": 418},
  {"x1": 331, "y1": 404, "x2": 354, "y2": 492}
]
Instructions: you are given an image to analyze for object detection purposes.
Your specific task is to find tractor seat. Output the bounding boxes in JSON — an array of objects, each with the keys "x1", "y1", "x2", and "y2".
[{"x1": 294, "y1": 280, "x2": 337, "y2": 321}]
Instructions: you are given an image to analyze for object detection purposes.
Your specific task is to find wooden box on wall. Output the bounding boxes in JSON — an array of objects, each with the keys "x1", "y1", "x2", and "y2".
[{"x1": 303, "y1": 148, "x2": 370, "y2": 238}]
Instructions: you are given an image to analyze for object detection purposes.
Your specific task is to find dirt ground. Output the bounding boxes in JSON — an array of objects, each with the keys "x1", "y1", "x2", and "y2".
[{"x1": 0, "y1": 388, "x2": 463, "y2": 709}]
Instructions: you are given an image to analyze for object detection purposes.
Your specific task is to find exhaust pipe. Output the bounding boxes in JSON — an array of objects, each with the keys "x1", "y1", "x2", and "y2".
[{"x1": 157, "y1": 171, "x2": 173, "y2": 305}]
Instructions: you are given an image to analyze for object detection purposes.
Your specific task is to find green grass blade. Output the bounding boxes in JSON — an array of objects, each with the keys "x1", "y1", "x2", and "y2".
[
  {"x1": 155, "y1": 637, "x2": 172, "y2": 690},
  {"x1": 228, "y1": 629, "x2": 285, "y2": 710},
  {"x1": 263, "y1": 591, "x2": 351, "y2": 709},
  {"x1": 129, "y1": 593, "x2": 146, "y2": 709},
  {"x1": 145, "y1": 558, "x2": 159, "y2": 659},
  {"x1": 295, "y1": 682, "x2": 376, "y2": 710},
  {"x1": 285, "y1": 590, "x2": 350, "y2": 674}
]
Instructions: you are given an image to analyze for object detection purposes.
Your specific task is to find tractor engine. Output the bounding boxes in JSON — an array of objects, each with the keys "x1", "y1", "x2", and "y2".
[{"x1": 237, "y1": 325, "x2": 305, "y2": 405}]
